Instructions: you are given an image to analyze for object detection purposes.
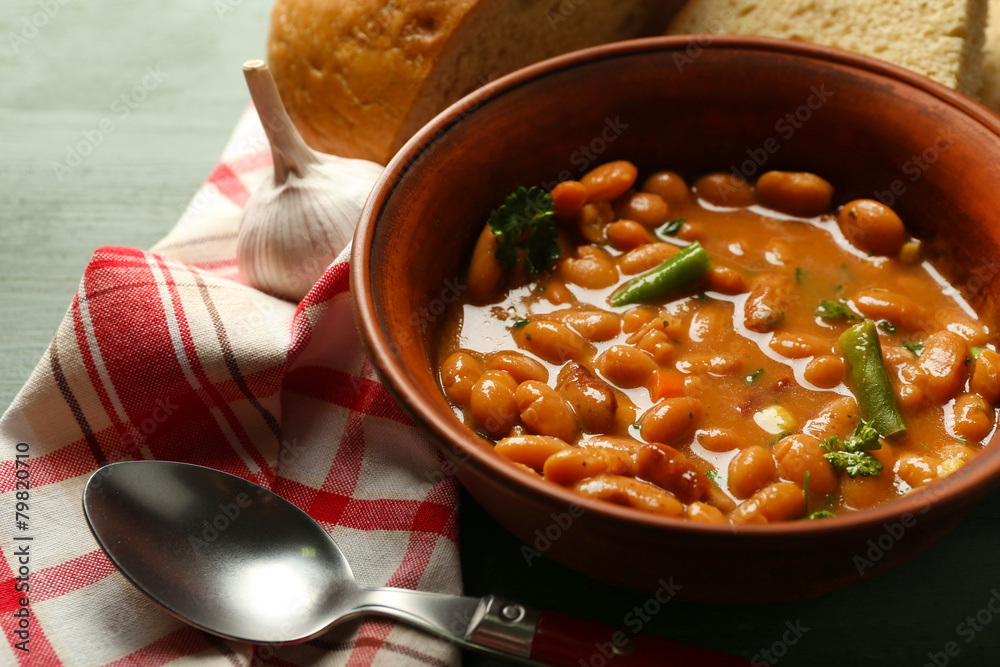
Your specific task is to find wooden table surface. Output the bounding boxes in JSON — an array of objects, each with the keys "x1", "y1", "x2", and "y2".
[{"x1": 3, "y1": 2, "x2": 1000, "y2": 665}]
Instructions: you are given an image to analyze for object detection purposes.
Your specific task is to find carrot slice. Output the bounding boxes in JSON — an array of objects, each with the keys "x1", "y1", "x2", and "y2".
[{"x1": 649, "y1": 369, "x2": 685, "y2": 402}]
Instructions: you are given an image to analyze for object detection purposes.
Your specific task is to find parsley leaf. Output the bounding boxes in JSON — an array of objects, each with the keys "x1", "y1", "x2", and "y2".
[
  {"x1": 488, "y1": 186, "x2": 560, "y2": 273},
  {"x1": 878, "y1": 320, "x2": 897, "y2": 334},
  {"x1": 816, "y1": 299, "x2": 860, "y2": 321},
  {"x1": 804, "y1": 470, "x2": 812, "y2": 515},
  {"x1": 821, "y1": 420, "x2": 883, "y2": 478},
  {"x1": 661, "y1": 218, "x2": 687, "y2": 236},
  {"x1": 747, "y1": 368, "x2": 765, "y2": 385},
  {"x1": 511, "y1": 317, "x2": 530, "y2": 328},
  {"x1": 823, "y1": 450, "x2": 883, "y2": 477},
  {"x1": 902, "y1": 341, "x2": 924, "y2": 356},
  {"x1": 803, "y1": 470, "x2": 835, "y2": 519}
]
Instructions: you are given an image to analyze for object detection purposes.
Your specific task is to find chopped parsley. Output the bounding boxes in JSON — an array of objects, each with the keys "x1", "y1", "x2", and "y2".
[
  {"x1": 661, "y1": 218, "x2": 686, "y2": 236},
  {"x1": 902, "y1": 341, "x2": 924, "y2": 356},
  {"x1": 747, "y1": 368, "x2": 765, "y2": 384},
  {"x1": 705, "y1": 470, "x2": 721, "y2": 483},
  {"x1": 803, "y1": 471, "x2": 834, "y2": 519},
  {"x1": 488, "y1": 186, "x2": 560, "y2": 273},
  {"x1": 795, "y1": 267, "x2": 805, "y2": 285},
  {"x1": 878, "y1": 320, "x2": 897, "y2": 334},
  {"x1": 816, "y1": 299, "x2": 860, "y2": 321},
  {"x1": 511, "y1": 318, "x2": 530, "y2": 328},
  {"x1": 821, "y1": 420, "x2": 883, "y2": 478}
]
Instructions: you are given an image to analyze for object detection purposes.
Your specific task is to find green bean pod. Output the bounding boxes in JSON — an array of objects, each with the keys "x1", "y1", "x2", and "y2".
[
  {"x1": 838, "y1": 320, "x2": 907, "y2": 437},
  {"x1": 609, "y1": 241, "x2": 713, "y2": 307}
]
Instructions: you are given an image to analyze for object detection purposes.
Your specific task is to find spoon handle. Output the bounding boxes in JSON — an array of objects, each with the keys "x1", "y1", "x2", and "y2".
[
  {"x1": 466, "y1": 596, "x2": 749, "y2": 666},
  {"x1": 527, "y1": 610, "x2": 750, "y2": 666}
]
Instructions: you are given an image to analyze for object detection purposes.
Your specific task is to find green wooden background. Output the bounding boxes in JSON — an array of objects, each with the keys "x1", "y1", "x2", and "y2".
[{"x1": 3, "y1": 2, "x2": 1000, "y2": 665}]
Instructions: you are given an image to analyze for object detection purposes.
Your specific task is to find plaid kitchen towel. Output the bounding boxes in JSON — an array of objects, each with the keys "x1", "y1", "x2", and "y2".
[{"x1": 0, "y1": 105, "x2": 461, "y2": 667}]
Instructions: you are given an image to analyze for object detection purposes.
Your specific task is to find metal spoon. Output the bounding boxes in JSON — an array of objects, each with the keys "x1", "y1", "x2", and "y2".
[{"x1": 82, "y1": 460, "x2": 747, "y2": 666}]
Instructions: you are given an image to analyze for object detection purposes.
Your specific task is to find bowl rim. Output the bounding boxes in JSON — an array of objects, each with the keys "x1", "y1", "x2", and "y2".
[{"x1": 352, "y1": 34, "x2": 1000, "y2": 539}]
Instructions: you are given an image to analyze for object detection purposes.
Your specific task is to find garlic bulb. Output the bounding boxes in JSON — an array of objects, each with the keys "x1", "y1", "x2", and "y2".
[{"x1": 237, "y1": 59, "x2": 383, "y2": 301}]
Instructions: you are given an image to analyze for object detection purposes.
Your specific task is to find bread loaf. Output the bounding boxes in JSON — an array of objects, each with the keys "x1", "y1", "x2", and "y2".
[
  {"x1": 984, "y1": 0, "x2": 1000, "y2": 111},
  {"x1": 667, "y1": 0, "x2": 989, "y2": 99},
  {"x1": 268, "y1": 0, "x2": 683, "y2": 164}
]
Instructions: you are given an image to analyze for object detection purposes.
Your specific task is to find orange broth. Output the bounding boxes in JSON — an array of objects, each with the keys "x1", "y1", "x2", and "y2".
[{"x1": 435, "y1": 166, "x2": 998, "y2": 524}]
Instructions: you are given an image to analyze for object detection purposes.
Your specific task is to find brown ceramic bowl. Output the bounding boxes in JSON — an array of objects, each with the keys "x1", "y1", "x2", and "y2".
[{"x1": 352, "y1": 36, "x2": 1000, "y2": 603}]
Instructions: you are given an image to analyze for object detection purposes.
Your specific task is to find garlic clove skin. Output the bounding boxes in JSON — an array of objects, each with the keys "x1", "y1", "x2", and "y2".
[{"x1": 237, "y1": 154, "x2": 382, "y2": 301}]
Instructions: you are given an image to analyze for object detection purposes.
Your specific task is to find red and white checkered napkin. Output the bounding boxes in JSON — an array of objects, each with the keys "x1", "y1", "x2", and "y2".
[{"x1": 0, "y1": 106, "x2": 461, "y2": 667}]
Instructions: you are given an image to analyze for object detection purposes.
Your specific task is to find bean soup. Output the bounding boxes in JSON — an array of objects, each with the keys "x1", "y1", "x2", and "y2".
[{"x1": 436, "y1": 163, "x2": 998, "y2": 524}]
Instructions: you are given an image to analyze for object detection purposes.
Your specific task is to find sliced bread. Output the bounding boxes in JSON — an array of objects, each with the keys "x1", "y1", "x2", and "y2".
[
  {"x1": 984, "y1": 0, "x2": 1000, "y2": 110},
  {"x1": 667, "y1": 0, "x2": 988, "y2": 98},
  {"x1": 268, "y1": 0, "x2": 684, "y2": 164}
]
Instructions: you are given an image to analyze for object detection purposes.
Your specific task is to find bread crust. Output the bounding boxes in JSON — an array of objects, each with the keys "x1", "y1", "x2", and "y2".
[{"x1": 268, "y1": 0, "x2": 479, "y2": 164}]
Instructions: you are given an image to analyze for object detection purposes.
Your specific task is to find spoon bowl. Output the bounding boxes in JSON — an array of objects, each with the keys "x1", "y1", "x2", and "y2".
[
  {"x1": 83, "y1": 461, "x2": 482, "y2": 646},
  {"x1": 84, "y1": 461, "x2": 362, "y2": 643}
]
